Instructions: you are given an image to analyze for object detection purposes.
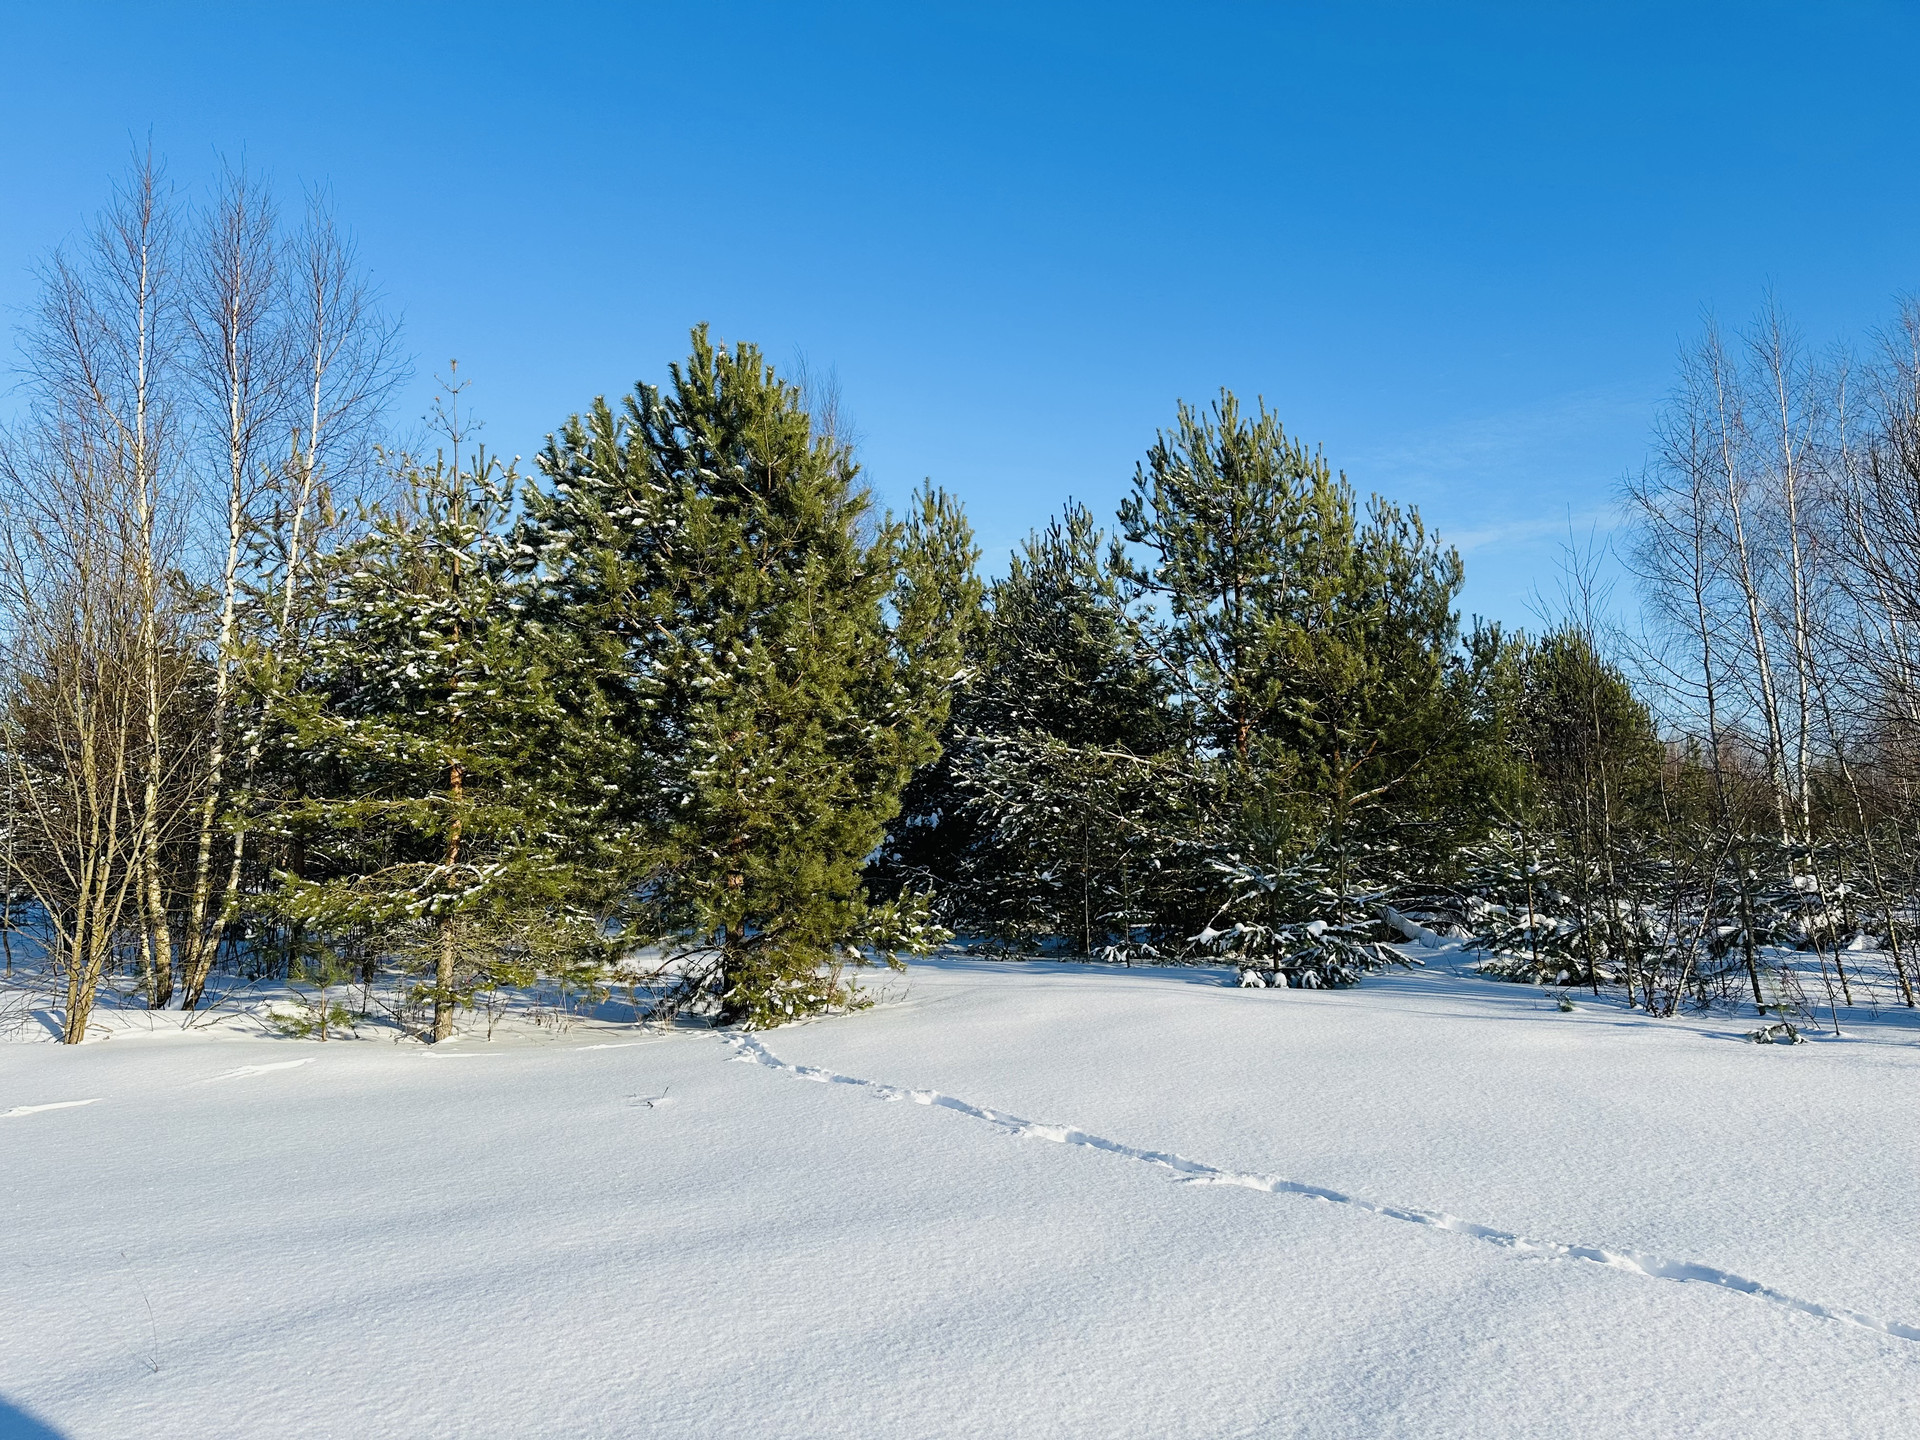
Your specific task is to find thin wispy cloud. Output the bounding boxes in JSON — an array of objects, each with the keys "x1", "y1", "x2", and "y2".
[
  {"x1": 1343, "y1": 382, "x2": 1658, "y2": 625},
  {"x1": 1352, "y1": 383, "x2": 1655, "y2": 488},
  {"x1": 1446, "y1": 505, "x2": 1619, "y2": 556}
]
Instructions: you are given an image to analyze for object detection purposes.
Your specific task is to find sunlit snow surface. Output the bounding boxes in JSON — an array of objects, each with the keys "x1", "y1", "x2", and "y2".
[{"x1": 2, "y1": 956, "x2": 1917, "y2": 1438}]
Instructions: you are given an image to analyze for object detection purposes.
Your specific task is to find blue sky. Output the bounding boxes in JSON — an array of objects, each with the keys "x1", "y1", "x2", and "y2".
[{"x1": 4, "y1": 2, "x2": 1919, "y2": 627}]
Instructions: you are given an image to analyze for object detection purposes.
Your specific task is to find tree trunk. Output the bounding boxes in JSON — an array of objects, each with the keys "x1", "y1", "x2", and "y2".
[
  {"x1": 432, "y1": 759, "x2": 464, "y2": 1043},
  {"x1": 177, "y1": 398, "x2": 250, "y2": 1008},
  {"x1": 433, "y1": 918, "x2": 457, "y2": 1043},
  {"x1": 1705, "y1": 330, "x2": 1795, "y2": 843}
]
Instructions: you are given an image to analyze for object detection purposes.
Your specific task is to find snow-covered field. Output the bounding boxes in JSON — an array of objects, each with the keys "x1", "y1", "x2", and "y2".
[{"x1": 3, "y1": 955, "x2": 1917, "y2": 1439}]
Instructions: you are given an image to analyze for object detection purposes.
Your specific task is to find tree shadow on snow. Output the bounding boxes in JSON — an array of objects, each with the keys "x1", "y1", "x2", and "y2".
[{"x1": 0, "y1": 1399, "x2": 66, "y2": 1439}]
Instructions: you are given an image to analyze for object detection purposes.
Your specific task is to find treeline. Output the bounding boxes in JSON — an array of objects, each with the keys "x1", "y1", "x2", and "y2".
[
  {"x1": 879, "y1": 395, "x2": 1515, "y2": 984},
  {"x1": 4, "y1": 161, "x2": 1916, "y2": 1042},
  {"x1": 890, "y1": 313, "x2": 1920, "y2": 1029}
]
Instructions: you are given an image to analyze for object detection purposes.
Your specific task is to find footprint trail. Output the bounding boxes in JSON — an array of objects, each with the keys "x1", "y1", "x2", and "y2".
[{"x1": 726, "y1": 1033, "x2": 1920, "y2": 1347}]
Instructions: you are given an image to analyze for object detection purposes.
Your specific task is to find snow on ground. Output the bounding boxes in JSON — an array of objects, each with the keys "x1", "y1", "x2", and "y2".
[{"x1": 2, "y1": 954, "x2": 1917, "y2": 1439}]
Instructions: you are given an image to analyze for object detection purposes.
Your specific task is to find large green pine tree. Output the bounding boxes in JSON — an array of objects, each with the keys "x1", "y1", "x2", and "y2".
[
  {"x1": 1119, "y1": 393, "x2": 1481, "y2": 853},
  {"x1": 1114, "y1": 392, "x2": 1500, "y2": 981},
  {"x1": 526, "y1": 327, "x2": 974, "y2": 1025},
  {"x1": 1117, "y1": 393, "x2": 1331, "y2": 774}
]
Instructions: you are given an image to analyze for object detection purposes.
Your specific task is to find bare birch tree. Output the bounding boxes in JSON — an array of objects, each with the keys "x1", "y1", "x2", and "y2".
[
  {"x1": 1627, "y1": 389, "x2": 1769, "y2": 1007},
  {"x1": 185, "y1": 191, "x2": 400, "y2": 1009},
  {"x1": 0, "y1": 422, "x2": 151, "y2": 1041},
  {"x1": 1746, "y1": 302, "x2": 1826, "y2": 847},
  {"x1": 0, "y1": 152, "x2": 400, "y2": 1020},
  {"x1": 15, "y1": 151, "x2": 200, "y2": 1009},
  {"x1": 173, "y1": 162, "x2": 295, "y2": 1007},
  {"x1": 1691, "y1": 321, "x2": 1797, "y2": 843}
]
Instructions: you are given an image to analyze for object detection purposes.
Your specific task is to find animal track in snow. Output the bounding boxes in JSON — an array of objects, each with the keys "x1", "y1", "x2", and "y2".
[
  {"x1": 3, "y1": 1099, "x2": 102, "y2": 1118},
  {"x1": 204, "y1": 1058, "x2": 316, "y2": 1082},
  {"x1": 725, "y1": 1033, "x2": 1920, "y2": 1347}
]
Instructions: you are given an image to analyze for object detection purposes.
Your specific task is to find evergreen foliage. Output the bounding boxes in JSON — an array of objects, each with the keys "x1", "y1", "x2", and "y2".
[
  {"x1": 885, "y1": 392, "x2": 1511, "y2": 979},
  {"x1": 19, "y1": 159, "x2": 1920, "y2": 1044},
  {"x1": 524, "y1": 327, "x2": 975, "y2": 1025},
  {"x1": 885, "y1": 502, "x2": 1210, "y2": 956},
  {"x1": 259, "y1": 430, "x2": 616, "y2": 1041},
  {"x1": 1117, "y1": 393, "x2": 1482, "y2": 859},
  {"x1": 1195, "y1": 843, "x2": 1412, "y2": 988}
]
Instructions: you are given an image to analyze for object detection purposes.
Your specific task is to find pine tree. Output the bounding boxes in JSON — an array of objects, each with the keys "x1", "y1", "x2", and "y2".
[
  {"x1": 1117, "y1": 393, "x2": 1474, "y2": 858},
  {"x1": 1116, "y1": 394, "x2": 1330, "y2": 776},
  {"x1": 957, "y1": 730, "x2": 1209, "y2": 958},
  {"x1": 1517, "y1": 628, "x2": 1664, "y2": 991},
  {"x1": 261, "y1": 409, "x2": 615, "y2": 1042},
  {"x1": 895, "y1": 502, "x2": 1209, "y2": 955},
  {"x1": 868, "y1": 491, "x2": 992, "y2": 921},
  {"x1": 1193, "y1": 842, "x2": 1411, "y2": 988},
  {"x1": 525, "y1": 327, "x2": 973, "y2": 1026},
  {"x1": 1112, "y1": 392, "x2": 1484, "y2": 977},
  {"x1": 977, "y1": 502, "x2": 1173, "y2": 751}
]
